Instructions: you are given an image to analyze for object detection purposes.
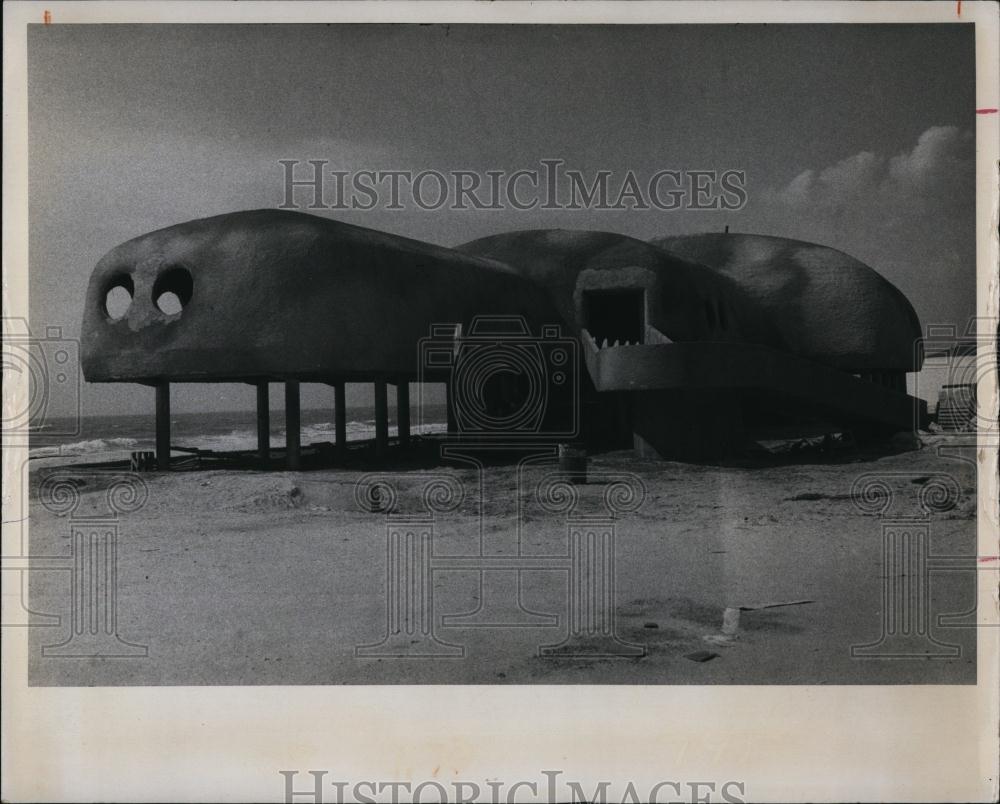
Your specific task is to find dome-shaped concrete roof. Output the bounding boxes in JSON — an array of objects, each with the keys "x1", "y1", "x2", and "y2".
[
  {"x1": 457, "y1": 229, "x2": 786, "y2": 349},
  {"x1": 651, "y1": 233, "x2": 923, "y2": 372},
  {"x1": 81, "y1": 209, "x2": 554, "y2": 383}
]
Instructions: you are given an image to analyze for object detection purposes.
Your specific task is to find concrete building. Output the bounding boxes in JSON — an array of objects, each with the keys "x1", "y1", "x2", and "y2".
[{"x1": 81, "y1": 211, "x2": 927, "y2": 467}]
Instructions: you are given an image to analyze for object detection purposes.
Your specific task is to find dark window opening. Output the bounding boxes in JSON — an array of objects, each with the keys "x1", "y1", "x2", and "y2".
[
  {"x1": 153, "y1": 266, "x2": 194, "y2": 315},
  {"x1": 584, "y1": 289, "x2": 645, "y2": 346}
]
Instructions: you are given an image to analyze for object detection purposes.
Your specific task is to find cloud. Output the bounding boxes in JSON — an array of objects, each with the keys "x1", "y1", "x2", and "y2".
[
  {"x1": 764, "y1": 125, "x2": 974, "y2": 220},
  {"x1": 888, "y1": 125, "x2": 975, "y2": 195},
  {"x1": 748, "y1": 126, "x2": 976, "y2": 331},
  {"x1": 775, "y1": 150, "x2": 881, "y2": 209}
]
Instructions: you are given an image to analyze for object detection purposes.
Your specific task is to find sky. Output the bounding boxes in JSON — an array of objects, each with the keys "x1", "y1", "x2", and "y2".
[{"x1": 26, "y1": 23, "x2": 977, "y2": 417}]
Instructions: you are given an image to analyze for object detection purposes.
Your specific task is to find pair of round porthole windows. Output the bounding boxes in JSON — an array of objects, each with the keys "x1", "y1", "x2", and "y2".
[{"x1": 104, "y1": 267, "x2": 193, "y2": 320}]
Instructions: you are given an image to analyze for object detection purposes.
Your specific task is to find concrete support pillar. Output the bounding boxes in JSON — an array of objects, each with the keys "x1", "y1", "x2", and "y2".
[
  {"x1": 155, "y1": 382, "x2": 170, "y2": 471},
  {"x1": 616, "y1": 392, "x2": 632, "y2": 449},
  {"x1": 334, "y1": 382, "x2": 347, "y2": 453},
  {"x1": 285, "y1": 380, "x2": 301, "y2": 470},
  {"x1": 397, "y1": 380, "x2": 410, "y2": 447},
  {"x1": 445, "y1": 381, "x2": 457, "y2": 435},
  {"x1": 256, "y1": 382, "x2": 270, "y2": 465},
  {"x1": 374, "y1": 379, "x2": 389, "y2": 458}
]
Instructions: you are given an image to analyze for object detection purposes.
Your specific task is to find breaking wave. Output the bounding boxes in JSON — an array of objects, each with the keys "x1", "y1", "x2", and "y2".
[{"x1": 30, "y1": 420, "x2": 447, "y2": 459}]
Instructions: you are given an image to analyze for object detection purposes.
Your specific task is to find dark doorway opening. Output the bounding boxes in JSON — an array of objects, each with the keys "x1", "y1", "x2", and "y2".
[{"x1": 584, "y1": 289, "x2": 645, "y2": 345}]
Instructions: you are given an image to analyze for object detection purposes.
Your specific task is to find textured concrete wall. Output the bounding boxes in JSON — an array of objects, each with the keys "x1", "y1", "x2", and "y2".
[
  {"x1": 456, "y1": 229, "x2": 786, "y2": 350},
  {"x1": 651, "y1": 233, "x2": 922, "y2": 373},
  {"x1": 81, "y1": 210, "x2": 558, "y2": 383}
]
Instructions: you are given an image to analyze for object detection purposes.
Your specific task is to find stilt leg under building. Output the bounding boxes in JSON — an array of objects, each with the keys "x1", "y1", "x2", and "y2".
[
  {"x1": 256, "y1": 382, "x2": 270, "y2": 465},
  {"x1": 397, "y1": 380, "x2": 410, "y2": 448},
  {"x1": 334, "y1": 382, "x2": 347, "y2": 454},
  {"x1": 374, "y1": 379, "x2": 389, "y2": 458},
  {"x1": 285, "y1": 381, "x2": 301, "y2": 470},
  {"x1": 445, "y1": 381, "x2": 457, "y2": 435},
  {"x1": 155, "y1": 381, "x2": 170, "y2": 471}
]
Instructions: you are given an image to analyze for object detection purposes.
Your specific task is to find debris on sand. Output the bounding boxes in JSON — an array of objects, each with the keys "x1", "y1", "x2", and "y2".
[
  {"x1": 702, "y1": 607, "x2": 742, "y2": 646},
  {"x1": 785, "y1": 492, "x2": 853, "y2": 502},
  {"x1": 684, "y1": 650, "x2": 719, "y2": 663},
  {"x1": 722, "y1": 606, "x2": 741, "y2": 635},
  {"x1": 740, "y1": 599, "x2": 814, "y2": 611},
  {"x1": 702, "y1": 600, "x2": 814, "y2": 646},
  {"x1": 889, "y1": 431, "x2": 924, "y2": 451},
  {"x1": 233, "y1": 484, "x2": 306, "y2": 511}
]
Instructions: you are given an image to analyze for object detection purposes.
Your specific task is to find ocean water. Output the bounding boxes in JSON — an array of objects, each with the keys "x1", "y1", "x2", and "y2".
[{"x1": 29, "y1": 405, "x2": 448, "y2": 460}]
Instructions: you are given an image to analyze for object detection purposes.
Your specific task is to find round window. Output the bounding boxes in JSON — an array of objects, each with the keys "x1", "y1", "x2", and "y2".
[
  {"x1": 103, "y1": 275, "x2": 134, "y2": 320},
  {"x1": 153, "y1": 267, "x2": 194, "y2": 315}
]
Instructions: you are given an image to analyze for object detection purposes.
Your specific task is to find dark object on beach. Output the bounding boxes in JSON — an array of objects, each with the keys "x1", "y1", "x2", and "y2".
[
  {"x1": 558, "y1": 443, "x2": 588, "y2": 484},
  {"x1": 786, "y1": 492, "x2": 852, "y2": 502},
  {"x1": 684, "y1": 650, "x2": 719, "y2": 663},
  {"x1": 129, "y1": 450, "x2": 155, "y2": 472}
]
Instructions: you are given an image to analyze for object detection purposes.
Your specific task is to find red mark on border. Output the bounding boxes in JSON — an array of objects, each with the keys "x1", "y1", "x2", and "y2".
[
  {"x1": 43, "y1": 10, "x2": 51, "y2": 24},
  {"x1": 979, "y1": 556, "x2": 998, "y2": 563},
  {"x1": 957, "y1": 0, "x2": 961, "y2": 16},
  {"x1": 976, "y1": 108, "x2": 999, "y2": 115}
]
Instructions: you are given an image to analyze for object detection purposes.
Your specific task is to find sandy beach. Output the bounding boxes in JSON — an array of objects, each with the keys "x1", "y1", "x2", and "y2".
[{"x1": 22, "y1": 435, "x2": 977, "y2": 686}]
